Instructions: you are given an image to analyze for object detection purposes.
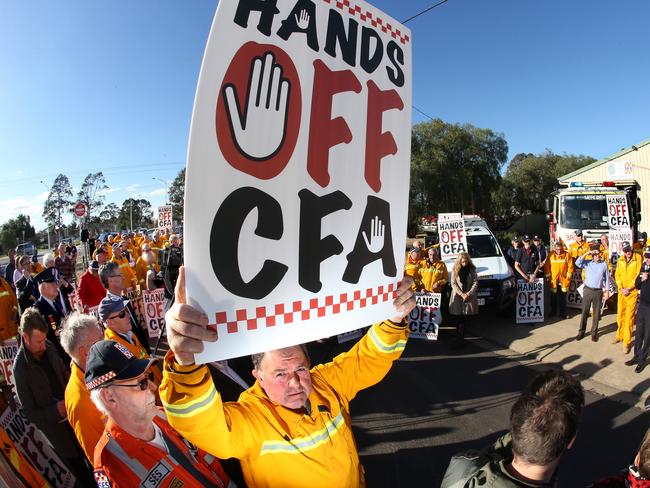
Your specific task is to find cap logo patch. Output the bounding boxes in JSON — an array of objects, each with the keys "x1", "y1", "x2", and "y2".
[
  {"x1": 86, "y1": 371, "x2": 116, "y2": 390},
  {"x1": 114, "y1": 342, "x2": 134, "y2": 358}
]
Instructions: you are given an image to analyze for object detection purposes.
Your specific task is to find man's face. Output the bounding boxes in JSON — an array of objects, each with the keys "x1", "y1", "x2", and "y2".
[
  {"x1": 107, "y1": 268, "x2": 125, "y2": 291},
  {"x1": 576, "y1": 235, "x2": 583, "y2": 243},
  {"x1": 428, "y1": 249, "x2": 438, "y2": 261},
  {"x1": 97, "y1": 253, "x2": 108, "y2": 265},
  {"x1": 601, "y1": 236, "x2": 608, "y2": 246},
  {"x1": 8, "y1": 250, "x2": 15, "y2": 260},
  {"x1": 624, "y1": 249, "x2": 633, "y2": 260},
  {"x1": 105, "y1": 307, "x2": 131, "y2": 334},
  {"x1": 170, "y1": 237, "x2": 179, "y2": 247},
  {"x1": 23, "y1": 330, "x2": 47, "y2": 359},
  {"x1": 523, "y1": 240, "x2": 531, "y2": 248},
  {"x1": 120, "y1": 243, "x2": 128, "y2": 253},
  {"x1": 113, "y1": 246, "x2": 122, "y2": 258},
  {"x1": 555, "y1": 244, "x2": 563, "y2": 254},
  {"x1": 90, "y1": 267, "x2": 99, "y2": 276},
  {"x1": 533, "y1": 239, "x2": 541, "y2": 246},
  {"x1": 39, "y1": 281, "x2": 59, "y2": 300},
  {"x1": 592, "y1": 250, "x2": 602, "y2": 261},
  {"x1": 105, "y1": 370, "x2": 157, "y2": 425},
  {"x1": 254, "y1": 347, "x2": 312, "y2": 409},
  {"x1": 512, "y1": 240, "x2": 519, "y2": 248}
]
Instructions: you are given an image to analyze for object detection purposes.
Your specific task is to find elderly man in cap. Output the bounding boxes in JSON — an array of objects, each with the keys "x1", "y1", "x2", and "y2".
[
  {"x1": 575, "y1": 242, "x2": 610, "y2": 341},
  {"x1": 33, "y1": 267, "x2": 71, "y2": 363},
  {"x1": 404, "y1": 246, "x2": 422, "y2": 290},
  {"x1": 12, "y1": 308, "x2": 95, "y2": 485},
  {"x1": 98, "y1": 294, "x2": 161, "y2": 386},
  {"x1": 77, "y1": 260, "x2": 107, "y2": 312},
  {"x1": 634, "y1": 231, "x2": 648, "y2": 253},
  {"x1": 87, "y1": 340, "x2": 232, "y2": 488},
  {"x1": 568, "y1": 230, "x2": 589, "y2": 262},
  {"x1": 626, "y1": 248, "x2": 650, "y2": 373},
  {"x1": 514, "y1": 235, "x2": 540, "y2": 283},
  {"x1": 111, "y1": 243, "x2": 137, "y2": 290},
  {"x1": 614, "y1": 240, "x2": 643, "y2": 353},
  {"x1": 60, "y1": 312, "x2": 106, "y2": 461},
  {"x1": 420, "y1": 247, "x2": 448, "y2": 293}
]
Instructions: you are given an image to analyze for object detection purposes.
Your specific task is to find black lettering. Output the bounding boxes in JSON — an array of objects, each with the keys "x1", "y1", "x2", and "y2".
[
  {"x1": 210, "y1": 187, "x2": 288, "y2": 299},
  {"x1": 359, "y1": 26, "x2": 383, "y2": 74},
  {"x1": 386, "y1": 40, "x2": 404, "y2": 87},
  {"x1": 233, "y1": 0, "x2": 280, "y2": 36},
  {"x1": 276, "y1": 0, "x2": 319, "y2": 52},
  {"x1": 298, "y1": 189, "x2": 352, "y2": 292},
  {"x1": 324, "y1": 9, "x2": 358, "y2": 67},
  {"x1": 343, "y1": 196, "x2": 396, "y2": 283}
]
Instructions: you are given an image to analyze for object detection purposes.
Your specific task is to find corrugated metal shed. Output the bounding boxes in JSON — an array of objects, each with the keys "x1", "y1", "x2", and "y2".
[{"x1": 558, "y1": 137, "x2": 650, "y2": 233}]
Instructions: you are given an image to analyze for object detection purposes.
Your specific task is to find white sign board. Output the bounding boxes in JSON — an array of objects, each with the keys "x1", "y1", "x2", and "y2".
[
  {"x1": 142, "y1": 288, "x2": 166, "y2": 338},
  {"x1": 185, "y1": 0, "x2": 412, "y2": 361},
  {"x1": 438, "y1": 213, "x2": 462, "y2": 222},
  {"x1": 407, "y1": 292, "x2": 441, "y2": 340},
  {"x1": 566, "y1": 269, "x2": 583, "y2": 309},
  {"x1": 606, "y1": 160, "x2": 633, "y2": 180},
  {"x1": 609, "y1": 228, "x2": 633, "y2": 269},
  {"x1": 0, "y1": 405, "x2": 76, "y2": 488},
  {"x1": 0, "y1": 339, "x2": 18, "y2": 386},
  {"x1": 516, "y1": 279, "x2": 544, "y2": 323},
  {"x1": 438, "y1": 217, "x2": 467, "y2": 261},
  {"x1": 606, "y1": 195, "x2": 630, "y2": 229},
  {"x1": 158, "y1": 205, "x2": 173, "y2": 230}
]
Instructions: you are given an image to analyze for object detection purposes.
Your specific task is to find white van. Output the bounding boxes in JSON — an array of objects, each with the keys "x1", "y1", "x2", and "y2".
[{"x1": 441, "y1": 216, "x2": 516, "y2": 311}]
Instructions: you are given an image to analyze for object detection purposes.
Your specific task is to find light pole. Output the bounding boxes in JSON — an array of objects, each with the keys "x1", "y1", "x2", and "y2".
[
  {"x1": 152, "y1": 177, "x2": 169, "y2": 204},
  {"x1": 39, "y1": 180, "x2": 52, "y2": 249}
]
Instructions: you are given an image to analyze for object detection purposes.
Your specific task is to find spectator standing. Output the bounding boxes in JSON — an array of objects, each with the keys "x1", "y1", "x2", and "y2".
[
  {"x1": 56, "y1": 245, "x2": 77, "y2": 284},
  {"x1": 626, "y1": 249, "x2": 650, "y2": 373},
  {"x1": 575, "y1": 243, "x2": 610, "y2": 341},
  {"x1": 514, "y1": 235, "x2": 540, "y2": 283},
  {"x1": 12, "y1": 255, "x2": 30, "y2": 286},
  {"x1": 441, "y1": 370, "x2": 584, "y2": 488},
  {"x1": 404, "y1": 247, "x2": 422, "y2": 290},
  {"x1": 110, "y1": 243, "x2": 137, "y2": 290},
  {"x1": 160, "y1": 269, "x2": 415, "y2": 488},
  {"x1": 0, "y1": 277, "x2": 18, "y2": 340},
  {"x1": 568, "y1": 230, "x2": 589, "y2": 262},
  {"x1": 77, "y1": 260, "x2": 106, "y2": 312},
  {"x1": 532, "y1": 235, "x2": 547, "y2": 278},
  {"x1": 600, "y1": 234, "x2": 611, "y2": 269},
  {"x1": 33, "y1": 267, "x2": 70, "y2": 363},
  {"x1": 544, "y1": 241, "x2": 572, "y2": 318},
  {"x1": 14, "y1": 257, "x2": 40, "y2": 314},
  {"x1": 135, "y1": 244, "x2": 160, "y2": 289},
  {"x1": 60, "y1": 312, "x2": 106, "y2": 462},
  {"x1": 87, "y1": 340, "x2": 232, "y2": 488},
  {"x1": 29, "y1": 254, "x2": 44, "y2": 275},
  {"x1": 449, "y1": 252, "x2": 478, "y2": 343},
  {"x1": 95, "y1": 246, "x2": 108, "y2": 266},
  {"x1": 12, "y1": 308, "x2": 94, "y2": 485},
  {"x1": 4, "y1": 248, "x2": 16, "y2": 289},
  {"x1": 419, "y1": 247, "x2": 448, "y2": 293},
  {"x1": 634, "y1": 231, "x2": 648, "y2": 253},
  {"x1": 505, "y1": 236, "x2": 520, "y2": 269},
  {"x1": 614, "y1": 241, "x2": 642, "y2": 353}
]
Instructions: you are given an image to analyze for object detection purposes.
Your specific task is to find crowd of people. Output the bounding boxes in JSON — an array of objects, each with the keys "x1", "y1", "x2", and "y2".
[{"x1": 0, "y1": 227, "x2": 648, "y2": 487}]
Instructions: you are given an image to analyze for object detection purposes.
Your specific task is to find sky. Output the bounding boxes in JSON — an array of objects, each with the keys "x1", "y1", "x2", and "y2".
[{"x1": 2, "y1": 0, "x2": 649, "y2": 232}]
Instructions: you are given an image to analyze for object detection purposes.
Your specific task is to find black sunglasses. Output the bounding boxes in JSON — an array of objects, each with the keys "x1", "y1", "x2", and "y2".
[
  {"x1": 110, "y1": 372, "x2": 154, "y2": 391},
  {"x1": 108, "y1": 309, "x2": 127, "y2": 320}
]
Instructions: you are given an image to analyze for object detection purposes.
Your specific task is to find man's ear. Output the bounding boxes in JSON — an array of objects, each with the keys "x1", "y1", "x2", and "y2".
[{"x1": 252, "y1": 369, "x2": 261, "y2": 384}]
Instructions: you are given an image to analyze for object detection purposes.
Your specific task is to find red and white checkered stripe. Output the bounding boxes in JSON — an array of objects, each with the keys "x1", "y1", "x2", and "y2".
[
  {"x1": 322, "y1": 0, "x2": 410, "y2": 45},
  {"x1": 211, "y1": 282, "x2": 398, "y2": 334},
  {"x1": 86, "y1": 371, "x2": 116, "y2": 390}
]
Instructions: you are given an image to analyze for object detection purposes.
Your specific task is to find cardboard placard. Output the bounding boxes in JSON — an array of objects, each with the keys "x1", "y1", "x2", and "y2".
[
  {"x1": 0, "y1": 405, "x2": 76, "y2": 488},
  {"x1": 606, "y1": 195, "x2": 630, "y2": 229},
  {"x1": 407, "y1": 292, "x2": 441, "y2": 340},
  {"x1": 566, "y1": 269, "x2": 583, "y2": 309},
  {"x1": 142, "y1": 288, "x2": 166, "y2": 338},
  {"x1": 516, "y1": 279, "x2": 544, "y2": 323},
  {"x1": 157, "y1": 205, "x2": 173, "y2": 230},
  {"x1": 0, "y1": 339, "x2": 18, "y2": 386},
  {"x1": 438, "y1": 217, "x2": 467, "y2": 261},
  {"x1": 185, "y1": 0, "x2": 412, "y2": 361},
  {"x1": 124, "y1": 289, "x2": 146, "y2": 331},
  {"x1": 609, "y1": 228, "x2": 633, "y2": 269}
]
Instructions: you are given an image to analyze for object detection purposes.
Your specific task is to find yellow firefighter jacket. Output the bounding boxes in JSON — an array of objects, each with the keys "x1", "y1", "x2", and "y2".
[
  {"x1": 419, "y1": 259, "x2": 448, "y2": 292},
  {"x1": 615, "y1": 252, "x2": 643, "y2": 291},
  {"x1": 544, "y1": 251, "x2": 572, "y2": 291},
  {"x1": 160, "y1": 320, "x2": 409, "y2": 488}
]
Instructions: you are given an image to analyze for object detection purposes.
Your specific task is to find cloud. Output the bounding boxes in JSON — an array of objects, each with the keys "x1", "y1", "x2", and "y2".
[
  {"x1": 0, "y1": 194, "x2": 48, "y2": 229},
  {"x1": 99, "y1": 187, "x2": 120, "y2": 196},
  {"x1": 125, "y1": 184, "x2": 141, "y2": 193},
  {"x1": 147, "y1": 188, "x2": 166, "y2": 197}
]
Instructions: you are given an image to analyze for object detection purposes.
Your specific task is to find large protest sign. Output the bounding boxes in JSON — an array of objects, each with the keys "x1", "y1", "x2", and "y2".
[
  {"x1": 407, "y1": 292, "x2": 441, "y2": 339},
  {"x1": 438, "y1": 215, "x2": 467, "y2": 261},
  {"x1": 0, "y1": 405, "x2": 76, "y2": 488},
  {"x1": 142, "y1": 288, "x2": 166, "y2": 338},
  {"x1": 516, "y1": 279, "x2": 544, "y2": 324},
  {"x1": 606, "y1": 195, "x2": 630, "y2": 229},
  {"x1": 566, "y1": 269, "x2": 583, "y2": 309},
  {"x1": 124, "y1": 288, "x2": 146, "y2": 331},
  {"x1": 0, "y1": 339, "x2": 18, "y2": 386},
  {"x1": 609, "y1": 228, "x2": 633, "y2": 269},
  {"x1": 185, "y1": 1, "x2": 412, "y2": 361},
  {"x1": 158, "y1": 205, "x2": 173, "y2": 231}
]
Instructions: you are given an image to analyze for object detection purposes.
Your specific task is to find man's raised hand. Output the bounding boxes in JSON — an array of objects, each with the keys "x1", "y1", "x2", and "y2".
[{"x1": 165, "y1": 266, "x2": 218, "y2": 366}]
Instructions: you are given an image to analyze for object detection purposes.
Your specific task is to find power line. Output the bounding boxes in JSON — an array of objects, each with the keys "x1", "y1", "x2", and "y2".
[
  {"x1": 413, "y1": 105, "x2": 435, "y2": 121},
  {"x1": 402, "y1": 0, "x2": 450, "y2": 24}
]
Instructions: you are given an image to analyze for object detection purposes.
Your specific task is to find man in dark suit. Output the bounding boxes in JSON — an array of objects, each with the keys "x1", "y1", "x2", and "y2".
[{"x1": 33, "y1": 267, "x2": 70, "y2": 364}]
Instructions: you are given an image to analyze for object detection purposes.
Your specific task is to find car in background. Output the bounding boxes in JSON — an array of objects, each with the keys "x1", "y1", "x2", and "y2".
[{"x1": 15, "y1": 242, "x2": 36, "y2": 256}]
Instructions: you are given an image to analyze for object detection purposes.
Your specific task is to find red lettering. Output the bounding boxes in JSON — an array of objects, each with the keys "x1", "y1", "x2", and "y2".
[
  {"x1": 307, "y1": 60, "x2": 361, "y2": 187},
  {"x1": 364, "y1": 80, "x2": 403, "y2": 192}
]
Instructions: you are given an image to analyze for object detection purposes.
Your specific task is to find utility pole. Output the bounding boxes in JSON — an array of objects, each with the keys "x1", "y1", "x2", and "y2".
[{"x1": 152, "y1": 177, "x2": 169, "y2": 204}]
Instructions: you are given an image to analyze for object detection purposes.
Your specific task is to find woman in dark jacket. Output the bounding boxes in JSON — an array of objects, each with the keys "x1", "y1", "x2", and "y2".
[{"x1": 449, "y1": 252, "x2": 478, "y2": 343}]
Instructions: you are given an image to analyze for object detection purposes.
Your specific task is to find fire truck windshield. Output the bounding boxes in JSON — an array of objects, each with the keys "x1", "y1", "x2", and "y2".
[{"x1": 560, "y1": 194, "x2": 610, "y2": 229}]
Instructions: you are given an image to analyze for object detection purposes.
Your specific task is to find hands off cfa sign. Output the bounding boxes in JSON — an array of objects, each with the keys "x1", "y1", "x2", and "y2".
[
  {"x1": 158, "y1": 205, "x2": 173, "y2": 230},
  {"x1": 185, "y1": 0, "x2": 412, "y2": 361}
]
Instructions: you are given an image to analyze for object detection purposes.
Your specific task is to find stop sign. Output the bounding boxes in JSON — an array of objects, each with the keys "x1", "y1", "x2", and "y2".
[{"x1": 74, "y1": 201, "x2": 87, "y2": 218}]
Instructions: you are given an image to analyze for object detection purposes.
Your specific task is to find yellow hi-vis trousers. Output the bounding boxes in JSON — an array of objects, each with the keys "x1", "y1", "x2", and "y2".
[{"x1": 616, "y1": 290, "x2": 638, "y2": 346}]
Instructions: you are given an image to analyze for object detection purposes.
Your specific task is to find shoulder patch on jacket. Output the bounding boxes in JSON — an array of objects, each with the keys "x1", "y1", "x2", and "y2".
[{"x1": 94, "y1": 469, "x2": 111, "y2": 488}]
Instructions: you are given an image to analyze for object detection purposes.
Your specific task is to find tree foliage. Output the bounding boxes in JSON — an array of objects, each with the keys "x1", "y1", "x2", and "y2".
[
  {"x1": 493, "y1": 151, "x2": 596, "y2": 215},
  {"x1": 410, "y1": 119, "x2": 508, "y2": 219},
  {"x1": 77, "y1": 172, "x2": 108, "y2": 220},
  {"x1": 117, "y1": 198, "x2": 153, "y2": 230},
  {"x1": 42, "y1": 174, "x2": 73, "y2": 233},
  {"x1": 99, "y1": 203, "x2": 120, "y2": 228},
  {"x1": 168, "y1": 168, "x2": 186, "y2": 224},
  {"x1": 0, "y1": 214, "x2": 36, "y2": 252}
]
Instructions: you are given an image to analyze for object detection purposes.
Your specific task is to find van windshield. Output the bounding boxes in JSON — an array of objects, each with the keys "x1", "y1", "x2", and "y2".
[
  {"x1": 467, "y1": 235, "x2": 502, "y2": 258},
  {"x1": 560, "y1": 194, "x2": 610, "y2": 229}
]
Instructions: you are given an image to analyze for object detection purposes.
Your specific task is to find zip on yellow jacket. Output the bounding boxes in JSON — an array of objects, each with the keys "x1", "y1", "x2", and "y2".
[
  {"x1": 614, "y1": 252, "x2": 643, "y2": 346},
  {"x1": 544, "y1": 251, "x2": 572, "y2": 292},
  {"x1": 160, "y1": 320, "x2": 409, "y2": 488},
  {"x1": 419, "y1": 259, "x2": 448, "y2": 292}
]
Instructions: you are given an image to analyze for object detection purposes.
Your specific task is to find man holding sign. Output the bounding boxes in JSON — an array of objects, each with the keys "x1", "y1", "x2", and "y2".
[{"x1": 160, "y1": 268, "x2": 415, "y2": 488}]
